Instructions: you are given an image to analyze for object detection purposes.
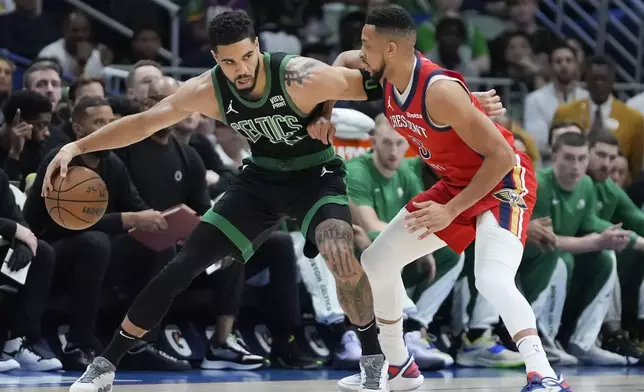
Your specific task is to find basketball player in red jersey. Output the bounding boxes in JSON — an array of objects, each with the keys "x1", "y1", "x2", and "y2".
[{"x1": 322, "y1": 6, "x2": 571, "y2": 392}]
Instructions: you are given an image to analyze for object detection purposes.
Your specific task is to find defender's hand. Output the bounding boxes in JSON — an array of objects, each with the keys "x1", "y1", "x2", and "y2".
[
  {"x1": 404, "y1": 201, "x2": 458, "y2": 240},
  {"x1": 307, "y1": 117, "x2": 336, "y2": 145},
  {"x1": 41, "y1": 143, "x2": 81, "y2": 197},
  {"x1": 473, "y1": 89, "x2": 506, "y2": 118}
]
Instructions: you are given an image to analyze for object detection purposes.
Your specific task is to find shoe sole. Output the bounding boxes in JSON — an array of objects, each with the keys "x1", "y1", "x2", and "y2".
[{"x1": 201, "y1": 360, "x2": 265, "y2": 370}]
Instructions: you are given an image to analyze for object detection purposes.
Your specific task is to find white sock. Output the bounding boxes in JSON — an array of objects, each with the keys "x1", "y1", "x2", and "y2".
[
  {"x1": 378, "y1": 319, "x2": 408, "y2": 366},
  {"x1": 517, "y1": 335, "x2": 557, "y2": 379}
]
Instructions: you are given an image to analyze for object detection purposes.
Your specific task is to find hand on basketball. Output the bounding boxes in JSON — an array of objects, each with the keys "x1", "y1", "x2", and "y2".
[
  {"x1": 307, "y1": 117, "x2": 336, "y2": 145},
  {"x1": 404, "y1": 201, "x2": 458, "y2": 240},
  {"x1": 41, "y1": 143, "x2": 81, "y2": 197},
  {"x1": 133, "y1": 210, "x2": 168, "y2": 232},
  {"x1": 14, "y1": 223, "x2": 37, "y2": 256},
  {"x1": 472, "y1": 89, "x2": 506, "y2": 118}
]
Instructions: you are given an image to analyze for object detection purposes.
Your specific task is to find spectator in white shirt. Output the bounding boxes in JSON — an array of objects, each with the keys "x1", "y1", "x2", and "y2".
[
  {"x1": 523, "y1": 43, "x2": 587, "y2": 153},
  {"x1": 38, "y1": 12, "x2": 104, "y2": 78}
]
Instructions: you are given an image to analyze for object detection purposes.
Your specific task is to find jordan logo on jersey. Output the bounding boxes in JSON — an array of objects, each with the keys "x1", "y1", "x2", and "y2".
[
  {"x1": 387, "y1": 97, "x2": 394, "y2": 110},
  {"x1": 492, "y1": 188, "x2": 528, "y2": 209},
  {"x1": 226, "y1": 100, "x2": 238, "y2": 115}
]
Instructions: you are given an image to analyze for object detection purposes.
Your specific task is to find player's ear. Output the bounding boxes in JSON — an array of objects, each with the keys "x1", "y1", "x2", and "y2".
[
  {"x1": 386, "y1": 41, "x2": 398, "y2": 59},
  {"x1": 210, "y1": 50, "x2": 218, "y2": 64},
  {"x1": 254, "y1": 37, "x2": 260, "y2": 51},
  {"x1": 71, "y1": 122, "x2": 83, "y2": 139}
]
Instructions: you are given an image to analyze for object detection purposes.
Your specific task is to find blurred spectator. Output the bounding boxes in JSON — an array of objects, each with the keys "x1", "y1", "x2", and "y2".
[
  {"x1": 172, "y1": 111, "x2": 236, "y2": 200},
  {"x1": 0, "y1": 0, "x2": 57, "y2": 59},
  {"x1": 214, "y1": 122, "x2": 250, "y2": 168},
  {"x1": 329, "y1": 11, "x2": 366, "y2": 58},
  {"x1": 499, "y1": 31, "x2": 541, "y2": 90},
  {"x1": 523, "y1": 44, "x2": 588, "y2": 154},
  {"x1": 181, "y1": 16, "x2": 215, "y2": 68},
  {"x1": 107, "y1": 95, "x2": 139, "y2": 120},
  {"x1": 186, "y1": 0, "x2": 250, "y2": 23},
  {"x1": 610, "y1": 153, "x2": 629, "y2": 188},
  {"x1": 627, "y1": 90, "x2": 644, "y2": 117},
  {"x1": 490, "y1": 0, "x2": 559, "y2": 71},
  {"x1": 565, "y1": 37, "x2": 586, "y2": 79},
  {"x1": 427, "y1": 16, "x2": 478, "y2": 77},
  {"x1": 23, "y1": 60, "x2": 63, "y2": 110},
  {"x1": 68, "y1": 76, "x2": 105, "y2": 105},
  {"x1": 416, "y1": 0, "x2": 490, "y2": 73},
  {"x1": 552, "y1": 56, "x2": 644, "y2": 179},
  {"x1": 548, "y1": 121, "x2": 584, "y2": 147},
  {"x1": 0, "y1": 167, "x2": 61, "y2": 372},
  {"x1": 122, "y1": 24, "x2": 165, "y2": 65},
  {"x1": 23, "y1": 97, "x2": 160, "y2": 370},
  {"x1": 0, "y1": 91, "x2": 51, "y2": 187},
  {"x1": 38, "y1": 12, "x2": 109, "y2": 78},
  {"x1": 495, "y1": 114, "x2": 540, "y2": 166},
  {"x1": 301, "y1": 43, "x2": 333, "y2": 64},
  {"x1": 0, "y1": 55, "x2": 15, "y2": 124},
  {"x1": 126, "y1": 60, "x2": 164, "y2": 106}
]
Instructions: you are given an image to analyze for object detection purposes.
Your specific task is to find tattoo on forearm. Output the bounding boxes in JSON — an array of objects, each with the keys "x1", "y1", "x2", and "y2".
[
  {"x1": 315, "y1": 219, "x2": 375, "y2": 325},
  {"x1": 284, "y1": 59, "x2": 318, "y2": 86}
]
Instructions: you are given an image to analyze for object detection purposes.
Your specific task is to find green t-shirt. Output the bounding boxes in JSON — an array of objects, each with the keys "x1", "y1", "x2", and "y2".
[
  {"x1": 593, "y1": 178, "x2": 642, "y2": 246},
  {"x1": 416, "y1": 17, "x2": 489, "y2": 57},
  {"x1": 346, "y1": 154, "x2": 424, "y2": 240},
  {"x1": 524, "y1": 168, "x2": 612, "y2": 259}
]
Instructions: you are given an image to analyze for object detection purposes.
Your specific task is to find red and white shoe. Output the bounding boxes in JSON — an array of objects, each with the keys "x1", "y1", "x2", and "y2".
[
  {"x1": 338, "y1": 355, "x2": 424, "y2": 392},
  {"x1": 520, "y1": 372, "x2": 571, "y2": 392}
]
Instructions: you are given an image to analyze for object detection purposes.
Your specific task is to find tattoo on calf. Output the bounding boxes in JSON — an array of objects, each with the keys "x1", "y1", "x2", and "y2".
[
  {"x1": 284, "y1": 59, "x2": 318, "y2": 87},
  {"x1": 336, "y1": 273, "x2": 375, "y2": 325}
]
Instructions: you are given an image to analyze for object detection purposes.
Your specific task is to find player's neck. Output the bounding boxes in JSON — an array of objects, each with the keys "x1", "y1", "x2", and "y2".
[
  {"x1": 387, "y1": 54, "x2": 417, "y2": 95},
  {"x1": 372, "y1": 153, "x2": 396, "y2": 179}
]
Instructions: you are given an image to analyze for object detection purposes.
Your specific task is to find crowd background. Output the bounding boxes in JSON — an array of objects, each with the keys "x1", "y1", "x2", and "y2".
[{"x1": 1, "y1": 0, "x2": 644, "y2": 376}]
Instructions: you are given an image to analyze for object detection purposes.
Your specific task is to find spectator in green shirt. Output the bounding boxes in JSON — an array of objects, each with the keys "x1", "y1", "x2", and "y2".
[
  {"x1": 519, "y1": 132, "x2": 633, "y2": 366},
  {"x1": 415, "y1": 0, "x2": 490, "y2": 73},
  {"x1": 586, "y1": 133, "x2": 644, "y2": 363}
]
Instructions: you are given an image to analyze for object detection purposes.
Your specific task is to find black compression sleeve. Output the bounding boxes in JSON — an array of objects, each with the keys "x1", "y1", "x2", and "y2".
[{"x1": 361, "y1": 70, "x2": 383, "y2": 101}]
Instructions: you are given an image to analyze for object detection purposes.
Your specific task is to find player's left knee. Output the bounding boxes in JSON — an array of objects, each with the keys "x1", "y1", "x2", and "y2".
[{"x1": 315, "y1": 219, "x2": 360, "y2": 282}]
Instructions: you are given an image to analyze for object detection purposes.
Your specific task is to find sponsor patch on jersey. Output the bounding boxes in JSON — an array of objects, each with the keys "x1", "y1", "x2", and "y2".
[{"x1": 492, "y1": 188, "x2": 528, "y2": 209}]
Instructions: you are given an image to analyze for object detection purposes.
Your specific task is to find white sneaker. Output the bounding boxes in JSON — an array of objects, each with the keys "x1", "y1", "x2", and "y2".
[
  {"x1": 200, "y1": 334, "x2": 266, "y2": 370},
  {"x1": 569, "y1": 342, "x2": 633, "y2": 366},
  {"x1": 334, "y1": 331, "x2": 362, "y2": 368},
  {"x1": 70, "y1": 357, "x2": 116, "y2": 392},
  {"x1": 456, "y1": 330, "x2": 524, "y2": 368},
  {"x1": 0, "y1": 355, "x2": 20, "y2": 372},
  {"x1": 541, "y1": 337, "x2": 578, "y2": 367},
  {"x1": 338, "y1": 354, "x2": 389, "y2": 392},
  {"x1": 3, "y1": 337, "x2": 62, "y2": 371},
  {"x1": 338, "y1": 354, "x2": 423, "y2": 392},
  {"x1": 404, "y1": 331, "x2": 453, "y2": 369}
]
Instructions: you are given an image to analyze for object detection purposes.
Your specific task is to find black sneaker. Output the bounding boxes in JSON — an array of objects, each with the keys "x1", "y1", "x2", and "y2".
[
  {"x1": 120, "y1": 342, "x2": 192, "y2": 371},
  {"x1": 270, "y1": 336, "x2": 324, "y2": 370},
  {"x1": 603, "y1": 331, "x2": 644, "y2": 365},
  {"x1": 62, "y1": 345, "x2": 98, "y2": 371},
  {"x1": 201, "y1": 334, "x2": 267, "y2": 370}
]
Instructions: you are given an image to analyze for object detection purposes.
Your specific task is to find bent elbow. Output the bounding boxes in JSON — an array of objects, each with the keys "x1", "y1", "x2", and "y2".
[{"x1": 495, "y1": 145, "x2": 517, "y2": 172}]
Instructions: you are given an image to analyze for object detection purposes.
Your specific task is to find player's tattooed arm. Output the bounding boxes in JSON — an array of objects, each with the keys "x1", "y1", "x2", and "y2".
[
  {"x1": 284, "y1": 56, "x2": 374, "y2": 103},
  {"x1": 315, "y1": 219, "x2": 375, "y2": 326}
]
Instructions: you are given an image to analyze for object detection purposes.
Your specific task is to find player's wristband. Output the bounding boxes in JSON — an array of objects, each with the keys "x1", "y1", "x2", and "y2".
[{"x1": 361, "y1": 71, "x2": 383, "y2": 102}]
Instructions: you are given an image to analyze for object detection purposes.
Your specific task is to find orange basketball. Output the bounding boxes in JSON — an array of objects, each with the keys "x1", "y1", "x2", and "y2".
[{"x1": 44, "y1": 166, "x2": 109, "y2": 230}]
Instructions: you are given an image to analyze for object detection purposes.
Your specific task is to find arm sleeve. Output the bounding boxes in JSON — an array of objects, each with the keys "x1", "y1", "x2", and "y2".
[
  {"x1": 184, "y1": 146, "x2": 212, "y2": 216},
  {"x1": 360, "y1": 70, "x2": 384, "y2": 102}
]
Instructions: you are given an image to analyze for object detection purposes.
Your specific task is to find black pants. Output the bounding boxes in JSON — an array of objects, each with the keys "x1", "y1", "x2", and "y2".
[
  {"x1": 6, "y1": 240, "x2": 56, "y2": 341},
  {"x1": 127, "y1": 222, "x2": 301, "y2": 334},
  {"x1": 205, "y1": 231, "x2": 301, "y2": 332},
  {"x1": 106, "y1": 234, "x2": 176, "y2": 341},
  {"x1": 52, "y1": 231, "x2": 111, "y2": 347}
]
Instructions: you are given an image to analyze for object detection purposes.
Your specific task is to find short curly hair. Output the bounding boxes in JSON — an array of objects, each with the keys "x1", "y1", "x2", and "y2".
[
  {"x1": 365, "y1": 5, "x2": 416, "y2": 35},
  {"x1": 208, "y1": 10, "x2": 256, "y2": 51}
]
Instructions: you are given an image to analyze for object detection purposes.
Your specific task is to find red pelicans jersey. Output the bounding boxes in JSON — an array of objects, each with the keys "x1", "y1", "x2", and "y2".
[{"x1": 383, "y1": 52, "x2": 537, "y2": 253}]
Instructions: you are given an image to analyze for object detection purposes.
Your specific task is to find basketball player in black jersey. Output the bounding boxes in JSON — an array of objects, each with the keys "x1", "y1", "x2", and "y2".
[{"x1": 41, "y1": 10, "x2": 504, "y2": 392}]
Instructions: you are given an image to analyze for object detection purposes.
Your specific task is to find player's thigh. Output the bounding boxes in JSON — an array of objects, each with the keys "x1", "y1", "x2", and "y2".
[
  {"x1": 474, "y1": 210, "x2": 525, "y2": 272},
  {"x1": 201, "y1": 180, "x2": 282, "y2": 263}
]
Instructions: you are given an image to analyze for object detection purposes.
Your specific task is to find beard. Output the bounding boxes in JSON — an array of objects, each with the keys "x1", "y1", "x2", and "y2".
[
  {"x1": 369, "y1": 64, "x2": 386, "y2": 84},
  {"x1": 231, "y1": 57, "x2": 260, "y2": 95}
]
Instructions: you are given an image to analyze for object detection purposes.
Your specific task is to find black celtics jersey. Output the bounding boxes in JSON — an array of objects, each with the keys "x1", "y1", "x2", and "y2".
[{"x1": 211, "y1": 52, "x2": 331, "y2": 168}]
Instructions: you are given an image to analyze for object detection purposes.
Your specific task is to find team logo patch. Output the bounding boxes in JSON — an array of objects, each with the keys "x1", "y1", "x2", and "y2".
[
  {"x1": 408, "y1": 136, "x2": 431, "y2": 160},
  {"x1": 492, "y1": 188, "x2": 527, "y2": 209}
]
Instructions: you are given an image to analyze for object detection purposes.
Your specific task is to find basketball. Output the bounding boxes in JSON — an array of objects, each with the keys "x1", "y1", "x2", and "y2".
[{"x1": 44, "y1": 166, "x2": 109, "y2": 230}]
